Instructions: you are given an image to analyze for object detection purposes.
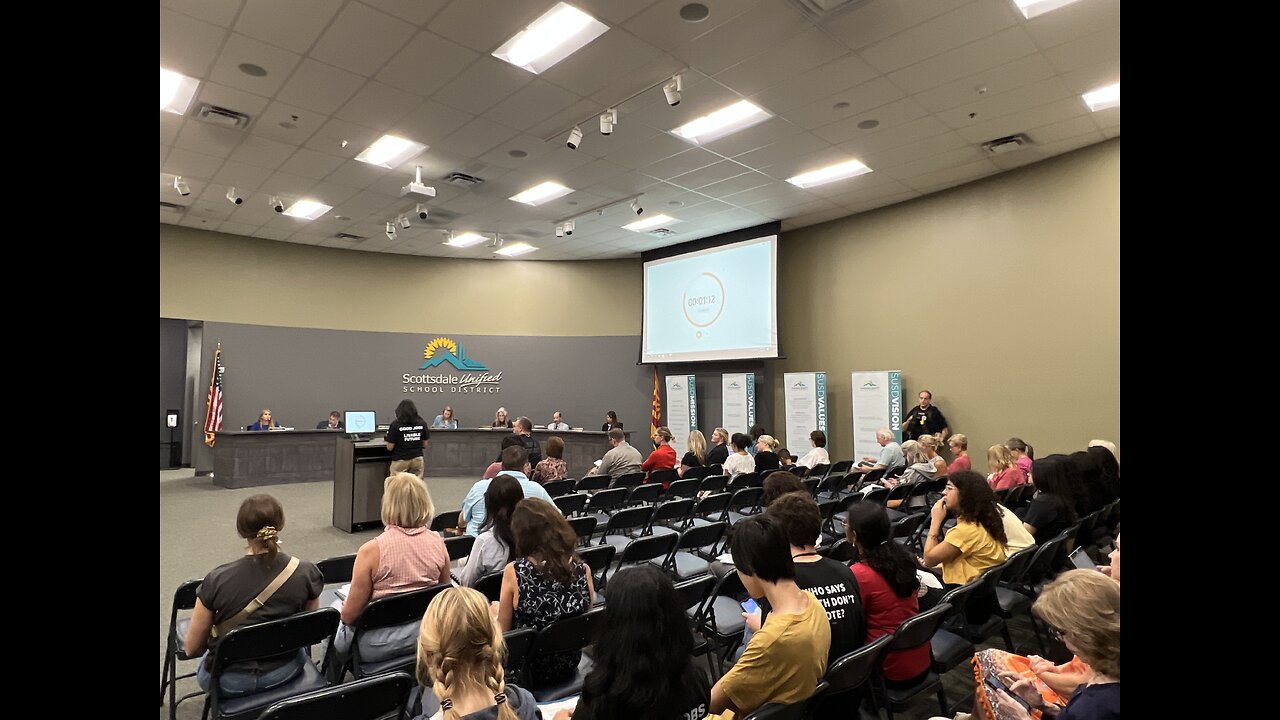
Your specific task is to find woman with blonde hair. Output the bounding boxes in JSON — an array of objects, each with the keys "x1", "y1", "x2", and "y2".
[
  {"x1": 412, "y1": 586, "x2": 539, "y2": 720},
  {"x1": 946, "y1": 434, "x2": 971, "y2": 474},
  {"x1": 917, "y1": 434, "x2": 947, "y2": 476},
  {"x1": 679, "y1": 430, "x2": 707, "y2": 477},
  {"x1": 987, "y1": 444, "x2": 1027, "y2": 491},
  {"x1": 492, "y1": 408, "x2": 513, "y2": 428},
  {"x1": 883, "y1": 440, "x2": 937, "y2": 489},
  {"x1": 329, "y1": 473, "x2": 451, "y2": 680}
]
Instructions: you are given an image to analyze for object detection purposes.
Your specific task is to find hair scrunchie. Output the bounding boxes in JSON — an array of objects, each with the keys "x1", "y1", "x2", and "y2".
[
  {"x1": 494, "y1": 692, "x2": 507, "y2": 705},
  {"x1": 256, "y1": 526, "x2": 280, "y2": 543}
]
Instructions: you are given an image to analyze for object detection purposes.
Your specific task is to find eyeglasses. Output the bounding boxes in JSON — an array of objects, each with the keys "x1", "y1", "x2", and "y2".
[{"x1": 1045, "y1": 624, "x2": 1067, "y2": 643}]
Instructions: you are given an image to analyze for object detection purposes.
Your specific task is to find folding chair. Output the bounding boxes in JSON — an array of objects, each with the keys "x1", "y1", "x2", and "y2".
[
  {"x1": 665, "y1": 478, "x2": 702, "y2": 500},
  {"x1": 614, "y1": 471, "x2": 646, "y2": 488},
  {"x1": 258, "y1": 670, "x2": 413, "y2": 720},
  {"x1": 874, "y1": 603, "x2": 952, "y2": 720},
  {"x1": 659, "y1": 522, "x2": 729, "y2": 580},
  {"x1": 526, "y1": 608, "x2": 606, "y2": 702},
  {"x1": 553, "y1": 493, "x2": 588, "y2": 516},
  {"x1": 474, "y1": 571, "x2": 504, "y2": 603},
  {"x1": 429, "y1": 511, "x2": 459, "y2": 533},
  {"x1": 542, "y1": 479, "x2": 576, "y2": 497},
  {"x1": 810, "y1": 634, "x2": 893, "y2": 719},
  {"x1": 636, "y1": 498, "x2": 694, "y2": 538},
  {"x1": 575, "y1": 475, "x2": 611, "y2": 492},
  {"x1": 160, "y1": 578, "x2": 204, "y2": 720},
  {"x1": 337, "y1": 584, "x2": 449, "y2": 681}
]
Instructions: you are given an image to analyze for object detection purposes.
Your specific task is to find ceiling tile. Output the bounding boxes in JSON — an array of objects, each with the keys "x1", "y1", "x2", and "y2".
[
  {"x1": 212, "y1": 161, "x2": 275, "y2": 192},
  {"x1": 334, "y1": 81, "x2": 422, "y2": 131},
  {"x1": 712, "y1": 28, "x2": 847, "y2": 98},
  {"x1": 378, "y1": 32, "x2": 481, "y2": 98},
  {"x1": 1043, "y1": 26, "x2": 1120, "y2": 74},
  {"x1": 275, "y1": 58, "x2": 365, "y2": 115},
  {"x1": 731, "y1": 133, "x2": 830, "y2": 170},
  {"x1": 822, "y1": 0, "x2": 970, "y2": 51},
  {"x1": 902, "y1": 158, "x2": 998, "y2": 192},
  {"x1": 160, "y1": 8, "x2": 228, "y2": 78},
  {"x1": 235, "y1": 0, "x2": 343, "y2": 54},
  {"x1": 174, "y1": 121, "x2": 248, "y2": 158},
  {"x1": 208, "y1": 32, "x2": 303, "y2": 96},
  {"x1": 641, "y1": 148, "x2": 722, "y2": 180},
  {"x1": 252, "y1": 101, "x2": 328, "y2": 145},
  {"x1": 668, "y1": 160, "x2": 752, "y2": 190},
  {"x1": 161, "y1": 0, "x2": 243, "y2": 28},
  {"x1": 485, "y1": 80, "x2": 584, "y2": 132},
  {"x1": 228, "y1": 135, "x2": 300, "y2": 169},
  {"x1": 433, "y1": 57, "x2": 534, "y2": 115},
  {"x1": 160, "y1": 114, "x2": 184, "y2": 147},
  {"x1": 912, "y1": 54, "x2": 1058, "y2": 113},
  {"x1": 163, "y1": 148, "x2": 227, "y2": 180},
  {"x1": 623, "y1": 0, "x2": 763, "y2": 53},
  {"x1": 427, "y1": 0, "x2": 547, "y2": 55},
  {"x1": 600, "y1": 131, "x2": 689, "y2": 168},
  {"x1": 881, "y1": 146, "x2": 988, "y2": 182},
  {"x1": 194, "y1": 82, "x2": 272, "y2": 121},
  {"x1": 670, "y1": 1, "x2": 811, "y2": 75},
  {"x1": 540, "y1": 30, "x2": 664, "y2": 98},
  {"x1": 391, "y1": 100, "x2": 474, "y2": 147},
  {"x1": 1059, "y1": 60, "x2": 1120, "y2": 96},
  {"x1": 323, "y1": 159, "x2": 390, "y2": 189},
  {"x1": 305, "y1": 181, "x2": 362, "y2": 207},
  {"x1": 476, "y1": 134, "x2": 562, "y2": 170},
  {"x1": 696, "y1": 171, "x2": 772, "y2": 198},
  {"x1": 279, "y1": 148, "x2": 347, "y2": 180},
  {"x1": 363, "y1": 0, "x2": 449, "y2": 25},
  {"x1": 860, "y1": 0, "x2": 1022, "y2": 74},
  {"x1": 434, "y1": 116, "x2": 519, "y2": 158},
  {"x1": 954, "y1": 96, "x2": 1087, "y2": 144},
  {"x1": 264, "y1": 170, "x2": 318, "y2": 196},
  {"x1": 1024, "y1": 0, "x2": 1120, "y2": 49},
  {"x1": 698, "y1": 116, "x2": 801, "y2": 158},
  {"x1": 311, "y1": 2, "x2": 417, "y2": 76},
  {"x1": 751, "y1": 53, "x2": 881, "y2": 113},
  {"x1": 838, "y1": 116, "x2": 955, "y2": 156},
  {"x1": 813, "y1": 96, "x2": 930, "y2": 145},
  {"x1": 304, "y1": 117, "x2": 383, "y2": 158},
  {"x1": 1024, "y1": 114, "x2": 1100, "y2": 145},
  {"x1": 796, "y1": 77, "x2": 905, "y2": 133},
  {"x1": 887, "y1": 26, "x2": 1039, "y2": 94},
  {"x1": 936, "y1": 76, "x2": 1075, "y2": 129},
  {"x1": 858, "y1": 130, "x2": 970, "y2": 170}
]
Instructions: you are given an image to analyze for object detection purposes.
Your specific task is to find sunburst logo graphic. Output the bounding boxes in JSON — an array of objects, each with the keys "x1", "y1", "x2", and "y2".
[{"x1": 420, "y1": 337, "x2": 488, "y2": 371}]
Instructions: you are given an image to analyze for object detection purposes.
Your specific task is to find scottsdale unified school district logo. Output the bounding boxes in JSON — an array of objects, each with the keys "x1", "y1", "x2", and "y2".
[
  {"x1": 402, "y1": 337, "x2": 502, "y2": 395},
  {"x1": 420, "y1": 337, "x2": 487, "y2": 371}
]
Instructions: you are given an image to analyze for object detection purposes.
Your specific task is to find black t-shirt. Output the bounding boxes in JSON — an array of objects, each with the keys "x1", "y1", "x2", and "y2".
[
  {"x1": 386, "y1": 420, "x2": 428, "y2": 459},
  {"x1": 1022, "y1": 493, "x2": 1074, "y2": 544},
  {"x1": 1059, "y1": 682, "x2": 1120, "y2": 720},
  {"x1": 196, "y1": 553, "x2": 324, "y2": 668},
  {"x1": 760, "y1": 557, "x2": 866, "y2": 666},
  {"x1": 521, "y1": 434, "x2": 542, "y2": 466},
  {"x1": 903, "y1": 405, "x2": 948, "y2": 440},
  {"x1": 573, "y1": 669, "x2": 709, "y2": 720},
  {"x1": 754, "y1": 451, "x2": 780, "y2": 473},
  {"x1": 706, "y1": 443, "x2": 730, "y2": 467},
  {"x1": 680, "y1": 451, "x2": 703, "y2": 468}
]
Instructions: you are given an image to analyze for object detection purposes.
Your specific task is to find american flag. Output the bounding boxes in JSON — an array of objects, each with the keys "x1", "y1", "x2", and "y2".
[{"x1": 203, "y1": 345, "x2": 224, "y2": 447}]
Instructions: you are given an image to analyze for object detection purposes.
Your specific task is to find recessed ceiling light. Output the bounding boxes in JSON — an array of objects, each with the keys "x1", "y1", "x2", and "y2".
[
  {"x1": 857, "y1": 119, "x2": 879, "y2": 130},
  {"x1": 160, "y1": 68, "x2": 200, "y2": 114},
  {"x1": 833, "y1": 102, "x2": 851, "y2": 110},
  {"x1": 445, "y1": 232, "x2": 488, "y2": 248},
  {"x1": 624, "y1": 214, "x2": 678, "y2": 232},
  {"x1": 509, "y1": 181, "x2": 573, "y2": 205},
  {"x1": 508, "y1": 149, "x2": 529, "y2": 158},
  {"x1": 786, "y1": 159, "x2": 873, "y2": 189},
  {"x1": 1011, "y1": 0, "x2": 1086, "y2": 19},
  {"x1": 671, "y1": 100, "x2": 770, "y2": 144},
  {"x1": 495, "y1": 243, "x2": 538, "y2": 257},
  {"x1": 238, "y1": 63, "x2": 268, "y2": 77},
  {"x1": 492, "y1": 2, "x2": 609, "y2": 74},
  {"x1": 282, "y1": 199, "x2": 333, "y2": 220},
  {"x1": 355, "y1": 135, "x2": 427, "y2": 168},
  {"x1": 680, "y1": 3, "x2": 710, "y2": 22},
  {"x1": 1082, "y1": 82, "x2": 1119, "y2": 112}
]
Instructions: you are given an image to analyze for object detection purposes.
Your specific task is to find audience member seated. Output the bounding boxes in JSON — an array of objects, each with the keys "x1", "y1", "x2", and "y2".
[
  {"x1": 708, "y1": 515, "x2": 830, "y2": 719},
  {"x1": 722, "y1": 433, "x2": 756, "y2": 478},
  {"x1": 988, "y1": 570, "x2": 1120, "y2": 720},
  {"x1": 918, "y1": 434, "x2": 948, "y2": 476},
  {"x1": 844, "y1": 503, "x2": 931, "y2": 688},
  {"x1": 513, "y1": 417, "x2": 542, "y2": 467},
  {"x1": 596, "y1": 428, "x2": 643, "y2": 481},
  {"x1": 705, "y1": 427, "x2": 731, "y2": 467},
  {"x1": 793, "y1": 430, "x2": 831, "y2": 471},
  {"x1": 1005, "y1": 437, "x2": 1034, "y2": 476},
  {"x1": 1029, "y1": 534, "x2": 1119, "y2": 699},
  {"x1": 411, "y1": 586, "x2": 540, "y2": 720},
  {"x1": 641, "y1": 426, "x2": 679, "y2": 479},
  {"x1": 496, "y1": 499, "x2": 594, "y2": 687},
  {"x1": 431, "y1": 405, "x2": 458, "y2": 429},
  {"x1": 999, "y1": 502, "x2": 1036, "y2": 553},
  {"x1": 184, "y1": 494, "x2": 324, "y2": 695},
  {"x1": 882, "y1": 440, "x2": 937, "y2": 490},
  {"x1": 921, "y1": 471, "x2": 1008, "y2": 624},
  {"x1": 329, "y1": 473, "x2": 450, "y2": 680},
  {"x1": 1087, "y1": 439, "x2": 1119, "y2": 465},
  {"x1": 680, "y1": 430, "x2": 708, "y2": 477},
  {"x1": 458, "y1": 475, "x2": 523, "y2": 588},
  {"x1": 761, "y1": 472, "x2": 807, "y2": 508},
  {"x1": 754, "y1": 435, "x2": 781, "y2": 474},
  {"x1": 460, "y1": 447, "x2": 555, "y2": 536},
  {"x1": 947, "y1": 434, "x2": 972, "y2": 475},
  {"x1": 848, "y1": 428, "x2": 903, "y2": 478},
  {"x1": 1074, "y1": 447, "x2": 1121, "y2": 515},
  {"x1": 986, "y1": 444, "x2": 1028, "y2": 491},
  {"x1": 556, "y1": 565, "x2": 710, "y2": 720},
  {"x1": 492, "y1": 407, "x2": 514, "y2": 428},
  {"x1": 483, "y1": 436, "x2": 528, "y2": 481},
  {"x1": 764, "y1": 493, "x2": 866, "y2": 666},
  {"x1": 777, "y1": 448, "x2": 795, "y2": 470},
  {"x1": 1021, "y1": 455, "x2": 1080, "y2": 544},
  {"x1": 532, "y1": 437, "x2": 569, "y2": 484}
]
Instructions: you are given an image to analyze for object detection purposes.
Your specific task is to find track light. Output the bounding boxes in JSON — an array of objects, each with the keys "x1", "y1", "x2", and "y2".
[
  {"x1": 416, "y1": 203, "x2": 429, "y2": 220},
  {"x1": 173, "y1": 176, "x2": 190, "y2": 197},
  {"x1": 225, "y1": 186, "x2": 243, "y2": 205},
  {"x1": 555, "y1": 225, "x2": 565, "y2": 238},
  {"x1": 663, "y1": 74, "x2": 683, "y2": 107},
  {"x1": 564, "y1": 220, "x2": 575, "y2": 236},
  {"x1": 269, "y1": 196, "x2": 284, "y2": 213},
  {"x1": 385, "y1": 221, "x2": 397, "y2": 240},
  {"x1": 399, "y1": 215, "x2": 411, "y2": 230},
  {"x1": 599, "y1": 108, "x2": 617, "y2": 136},
  {"x1": 631, "y1": 196, "x2": 644, "y2": 215},
  {"x1": 566, "y1": 125, "x2": 583, "y2": 150}
]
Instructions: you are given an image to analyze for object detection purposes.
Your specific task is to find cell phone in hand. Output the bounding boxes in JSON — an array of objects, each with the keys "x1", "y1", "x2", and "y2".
[
  {"x1": 741, "y1": 598, "x2": 760, "y2": 615},
  {"x1": 984, "y1": 676, "x2": 1032, "y2": 712},
  {"x1": 1069, "y1": 546, "x2": 1096, "y2": 570}
]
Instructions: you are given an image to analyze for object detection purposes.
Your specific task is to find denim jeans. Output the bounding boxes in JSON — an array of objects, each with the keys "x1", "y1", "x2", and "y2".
[{"x1": 196, "y1": 648, "x2": 308, "y2": 697}]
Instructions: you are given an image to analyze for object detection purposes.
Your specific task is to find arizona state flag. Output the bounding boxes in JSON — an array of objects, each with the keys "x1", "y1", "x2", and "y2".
[{"x1": 651, "y1": 366, "x2": 662, "y2": 431}]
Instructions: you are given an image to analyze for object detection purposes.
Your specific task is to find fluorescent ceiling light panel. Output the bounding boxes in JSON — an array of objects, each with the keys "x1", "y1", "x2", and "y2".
[
  {"x1": 445, "y1": 232, "x2": 488, "y2": 248},
  {"x1": 509, "y1": 181, "x2": 573, "y2": 205},
  {"x1": 1082, "y1": 82, "x2": 1120, "y2": 112},
  {"x1": 624, "y1": 214, "x2": 678, "y2": 232},
  {"x1": 160, "y1": 68, "x2": 200, "y2": 114},
  {"x1": 492, "y1": 2, "x2": 609, "y2": 74},
  {"x1": 282, "y1": 199, "x2": 332, "y2": 220},
  {"x1": 495, "y1": 243, "x2": 538, "y2": 257},
  {"x1": 1012, "y1": 0, "x2": 1086, "y2": 19},
  {"x1": 355, "y1": 135, "x2": 427, "y2": 168},
  {"x1": 786, "y1": 159, "x2": 873, "y2": 189},
  {"x1": 671, "y1": 100, "x2": 770, "y2": 144}
]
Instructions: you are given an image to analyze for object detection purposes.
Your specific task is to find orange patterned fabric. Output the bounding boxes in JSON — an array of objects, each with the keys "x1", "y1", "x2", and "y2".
[{"x1": 974, "y1": 648, "x2": 1069, "y2": 720}]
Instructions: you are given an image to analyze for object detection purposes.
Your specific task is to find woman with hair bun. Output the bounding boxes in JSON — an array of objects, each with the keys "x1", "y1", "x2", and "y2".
[{"x1": 184, "y1": 494, "x2": 324, "y2": 695}]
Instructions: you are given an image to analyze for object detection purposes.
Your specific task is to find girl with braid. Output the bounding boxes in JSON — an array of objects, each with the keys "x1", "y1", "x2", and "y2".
[{"x1": 411, "y1": 586, "x2": 539, "y2": 720}]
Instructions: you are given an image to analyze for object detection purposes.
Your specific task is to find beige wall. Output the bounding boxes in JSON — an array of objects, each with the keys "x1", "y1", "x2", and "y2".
[
  {"x1": 159, "y1": 226, "x2": 642, "y2": 336},
  {"x1": 774, "y1": 139, "x2": 1120, "y2": 460}
]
